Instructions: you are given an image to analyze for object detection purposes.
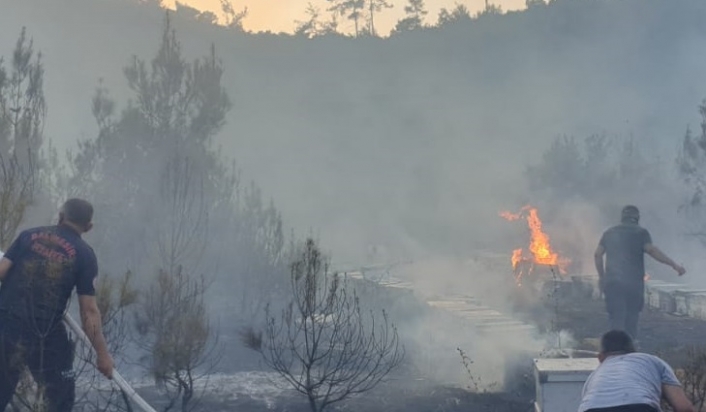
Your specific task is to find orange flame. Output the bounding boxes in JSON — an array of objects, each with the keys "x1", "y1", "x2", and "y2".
[
  {"x1": 510, "y1": 248, "x2": 523, "y2": 270},
  {"x1": 499, "y1": 205, "x2": 530, "y2": 221},
  {"x1": 511, "y1": 248, "x2": 533, "y2": 286},
  {"x1": 500, "y1": 205, "x2": 571, "y2": 276}
]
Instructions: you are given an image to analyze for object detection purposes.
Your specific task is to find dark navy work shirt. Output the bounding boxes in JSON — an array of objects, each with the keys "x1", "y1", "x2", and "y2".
[
  {"x1": 0, "y1": 225, "x2": 98, "y2": 321},
  {"x1": 599, "y1": 223, "x2": 652, "y2": 287}
]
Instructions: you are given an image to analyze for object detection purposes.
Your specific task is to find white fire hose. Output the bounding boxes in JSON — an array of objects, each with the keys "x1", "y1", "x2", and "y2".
[
  {"x1": 62, "y1": 313, "x2": 157, "y2": 412},
  {"x1": 0, "y1": 250, "x2": 157, "y2": 412}
]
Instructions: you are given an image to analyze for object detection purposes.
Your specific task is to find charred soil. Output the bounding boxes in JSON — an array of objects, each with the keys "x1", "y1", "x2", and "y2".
[
  {"x1": 516, "y1": 288, "x2": 706, "y2": 367},
  {"x1": 193, "y1": 378, "x2": 533, "y2": 412}
]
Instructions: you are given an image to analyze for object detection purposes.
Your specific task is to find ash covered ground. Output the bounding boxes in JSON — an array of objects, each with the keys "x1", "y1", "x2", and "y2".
[
  {"x1": 97, "y1": 264, "x2": 706, "y2": 412},
  {"x1": 188, "y1": 276, "x2": 706, "y2": 412},
  {"x1": 525, "y1": 289, "x2": 706, "y2": 367},
  {"x1": 182, "y1": 378, "x2": 531, "y2": 412}
]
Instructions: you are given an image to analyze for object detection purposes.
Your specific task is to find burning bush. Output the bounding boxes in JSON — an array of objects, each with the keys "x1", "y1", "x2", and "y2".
[{"x1": 500, "y1": 205, "x2": 571, "y2": 286}]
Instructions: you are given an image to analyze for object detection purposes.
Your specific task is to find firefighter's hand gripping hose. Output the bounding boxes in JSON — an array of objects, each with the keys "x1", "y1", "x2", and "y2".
[{"x1": 62, "y1": 313, "x2": 158, "y2": 412}]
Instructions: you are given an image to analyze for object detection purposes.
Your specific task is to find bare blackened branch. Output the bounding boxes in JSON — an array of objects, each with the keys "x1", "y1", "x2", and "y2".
[
  {"x1": 675, "y1": 345, "x2": 706, "y2": 412},
  {"x1": 244, "y1": 238, "x2": 404, "y2": 412}
]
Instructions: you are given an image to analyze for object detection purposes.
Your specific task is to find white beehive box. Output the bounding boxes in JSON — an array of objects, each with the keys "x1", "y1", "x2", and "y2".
[
  {"x1": 675, "y1": 291, "x2": 689, "y2": 316},
  {"x1": 645, "y1": 282, "x2": 683, "y2": 312},
  {"x1": 534, "y1": 358, "x2": 598, "y2": 412},
  {"x1": 673, "y1": 289, "x2": 706, "y2": 316},
  {"x1": 654, "y1": 284, "x2": 685, "y2": 313},
  {"x1": 686, "y1": 293, "x2": 706, "y2": 320},
  {"x1": 645, "y1": 280, "x2": 666, "y2": 308}
]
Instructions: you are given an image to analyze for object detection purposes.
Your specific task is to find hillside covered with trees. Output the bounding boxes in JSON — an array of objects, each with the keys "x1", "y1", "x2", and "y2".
[
  {"x1": 5, "y1": 0, "x2": 706, "y2": 410},
  {"x1": 2, "y1": 0, "x2": 706, "y2": 267}
]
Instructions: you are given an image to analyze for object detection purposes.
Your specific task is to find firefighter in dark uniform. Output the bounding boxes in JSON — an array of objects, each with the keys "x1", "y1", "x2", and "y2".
[{"x1": 0, "y1": 199, "x2": 113, "y2": 411}]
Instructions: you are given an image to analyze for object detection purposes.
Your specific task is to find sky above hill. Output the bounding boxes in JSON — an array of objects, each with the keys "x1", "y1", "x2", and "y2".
[{"x1": 169, "y1": 0, "x2": 527, "y2": 33}]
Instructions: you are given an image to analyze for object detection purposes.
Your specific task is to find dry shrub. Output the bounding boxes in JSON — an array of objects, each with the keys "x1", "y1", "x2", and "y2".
[{"x1": 675, "y1": 345, "x2": 706, "y2": 411}]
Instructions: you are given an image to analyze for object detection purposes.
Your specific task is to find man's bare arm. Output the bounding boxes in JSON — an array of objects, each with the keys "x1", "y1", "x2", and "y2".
[
  {"x1": 663, "y1": 384, "x2": 697, "y2": 412},
  {"x1": 78, "y1": 294, "x2": 114, "y2": 378},
  {"x1": 644, "y1": 244, "x2": 686, "y2": 276},
  {"x1": 594, "y1": 245, "x2": 605, "y2": 278},
  {"x1": 0, "y1": 257, "x2": 12, "y2": 282}
]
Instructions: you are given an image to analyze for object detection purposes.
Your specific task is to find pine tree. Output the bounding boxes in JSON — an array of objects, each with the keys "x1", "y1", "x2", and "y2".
[{"x1": 394, "y1": 0, "x2": 428, "y2": 32}]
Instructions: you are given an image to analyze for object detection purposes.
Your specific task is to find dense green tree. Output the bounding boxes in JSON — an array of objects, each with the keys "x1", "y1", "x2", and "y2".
[
  {"x1": 367, "y1": 0, "x2": 393, "y2": 36},
  {"x1": 0, "y1": 28, "x2": 45, "y2": 249},
  {"x1": 65, "y1": 12, "x2": 288, "y2": 408},
  {"x1": 526, "y1": 0, "x2": 546, "y2": 8},
  {"x1": 436, "y1": 3, "x2": 471, "y2": 26},
  {"x1": 393, "y1": 0, "x2": 427, "y2": 32},
  {"x1": 69, "y1": 13, "x2": 231, "y2": 270},
  {"x1": 220, "y1": 0, "x2": 248, "y2": 30},
  {"x1": 327, "y1": 0, "x2": 365, "y2": 36},
  {"x1": 295, "y1": 3, "x2": 340, "y2": 38},
  {"x1": 527, "y1": 133, "x2": 667, "y2": 221},
  {"x1": 678, "y1": 102, "x2": 706, "y2": 242}
]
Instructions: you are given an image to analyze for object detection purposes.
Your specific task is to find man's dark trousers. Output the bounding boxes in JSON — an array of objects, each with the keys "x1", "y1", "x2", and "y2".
[
  {"x1": 0, "y1": 313, "x2": 76, "y2": 411},
  {"x1": 604, "y1": 281, "x2": 644, "y2": 340},
  {"x1": 586, "y1": 404, "x2": 658, "y2": 412}
]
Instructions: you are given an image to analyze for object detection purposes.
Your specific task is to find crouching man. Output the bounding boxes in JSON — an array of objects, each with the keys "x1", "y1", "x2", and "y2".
[{"x1": 579, "y1": 330, "x2": 695, "y2": 412}]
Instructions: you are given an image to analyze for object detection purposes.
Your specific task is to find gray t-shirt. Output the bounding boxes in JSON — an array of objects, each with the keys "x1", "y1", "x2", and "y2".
[
  {"x1": 579, "y1": 353, "x2": 681, "y2": 412},
  {"x1": 599, "y1": 223, "x2": 652, "y2": 286}
]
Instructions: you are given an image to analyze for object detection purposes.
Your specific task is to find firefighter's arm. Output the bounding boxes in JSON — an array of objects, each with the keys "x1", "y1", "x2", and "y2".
[
  {"x1": 78, "y1": 294, "x2": 114, "y2": 378},
  {"x1": 0, "y1": 257, "x2": 12, "y2": 282}
]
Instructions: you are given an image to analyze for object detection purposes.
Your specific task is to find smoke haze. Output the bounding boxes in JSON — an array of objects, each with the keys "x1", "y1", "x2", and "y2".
[
  {"x1": 3, "y1": 1, "x2": 706, "y2": 270},
  {"x1": 3, "y1": 0, "x2": 706, "y2": 401}
]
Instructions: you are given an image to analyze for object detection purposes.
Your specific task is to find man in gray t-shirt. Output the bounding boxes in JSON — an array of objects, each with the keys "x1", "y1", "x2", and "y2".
[
  {"x1": 594, "y1": 205, "x2": 685, "y2": 339},
  {"x1": 579, "y1": 330, "x2": 695, "y2": 412}
]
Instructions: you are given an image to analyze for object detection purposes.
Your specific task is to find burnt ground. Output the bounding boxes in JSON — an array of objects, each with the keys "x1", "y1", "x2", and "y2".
[
  {"x1": 191, "y1": 287, "x2": 706, "y2": 412},
  {"x1": 131, "y1": 281, "x2": 706, "y2": 412},
  {"x1": 563, "y1": 300, "x2": 706, "y2": 367},
  {"x1": 190, "y1": 379, "x2": 534, "y2": 412},
  {"x1": 514, "y1": 287, "x2": 706, "y2": 367}
]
